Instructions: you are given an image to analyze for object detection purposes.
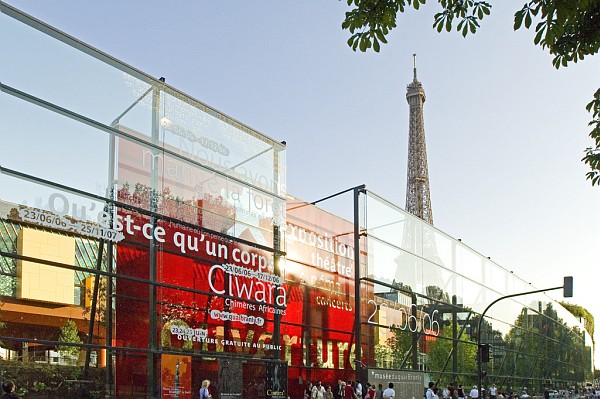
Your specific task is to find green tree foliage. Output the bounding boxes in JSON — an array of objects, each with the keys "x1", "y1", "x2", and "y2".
[
  {"x1": 57, "y1": 319, "x2": 82, "y2": 360},
  {"x1": 559, "y1": 301, "x2": 595, "y2": 338},
  {"x1": 584, "y1": 90, "x2": 600, "y2": 185},
  {"x1": 425, "y1": 323, "x2": 477, "y2": 384},
  {"x1": 341, "y1": 0, "x2": 600, "y2": 183},
  {"x1": 380, "y1": 327, "x2": 414, "y2": 369},
  {"x1": 504, "y1": 305, "x2": 590, "y2": 390}
]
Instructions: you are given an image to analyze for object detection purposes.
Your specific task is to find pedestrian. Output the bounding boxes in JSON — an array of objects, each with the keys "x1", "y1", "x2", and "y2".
[
  {"x1": 458, "y1": 385, "x2": 465, "y2": 399},
  {"x1": 383, "y1": 383, "x2": 396, "y2": 399},
  {"x1": 470, "y1": 386, "x2": 479, "y2": 399},
  {"x1": 324, "y1": 386, "x2": 334, "y2": 399},
  {"x1": 1, "y1": 381, "x2": 21, "y2": 399},
  {"x1": 490, "y1": 385, "x2": 497, "y2": 399},
  {"x1": 305, "y1": 382, "x2": 314, "y2": 399},
  {"x1": 346, "y1": 381, "x2": 357, "y2": 399},
  {"x1": 199, "y1": 380, "x2": 212, "y2": 399},
  {"x1": 312, "y1": 381, "x2": 326, "y2": 399},
  {"x1": 366, "y1": 383, "x2": 376, "y2": 399},
  {"x1": 443, "y1": 385, "x2": 451, "y2": 399},
  {"x1": 376, "y1": 384, "x2": 384, "y2": 399},
  {"x1": 356, "y1": 380, "x2": 364, "y2": 399},
  {"x1": 427, "y1": 382, "x2": 436, "y2": 399},
  {"x1": 334, "y1": 380, "x2": 345, "y2": 399}
]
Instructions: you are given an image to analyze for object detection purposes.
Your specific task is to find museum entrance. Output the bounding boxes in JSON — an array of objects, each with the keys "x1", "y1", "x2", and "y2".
[{"x1": 154, "y1": 355, "x2": 287, "y2": 399}]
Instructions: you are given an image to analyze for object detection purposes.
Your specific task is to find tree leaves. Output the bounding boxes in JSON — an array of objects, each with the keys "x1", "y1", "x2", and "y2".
[
  {"x1": 342, "y1": 0, "x2": 402, "y2": 53},
  {"x1": 582, "y1": 89, "x2": 600, "y2": 185},
  {"x1": 343, "y1": 0, "x2": 493, "y2": 53},
  {"x1": 514, "y1": 3, "x2": 535, "y2": 30}
]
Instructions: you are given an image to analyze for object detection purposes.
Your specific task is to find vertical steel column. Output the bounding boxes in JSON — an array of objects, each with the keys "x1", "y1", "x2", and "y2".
[
  {"x1": 84, "y1": 239, "x2": 105, "y2": 380},
  {"x1": 353, "y1": 186, "x2": 365, "y2": 379},
  {"x1": 272, "y1": 143, "x2": 283, "y2": 357},
  {"x1": 105, "y1": 239, "x2": 114, "y2": 398},
  {"x1": 411, "y1": 293, "x2": 419, "y2": 370},
  {"x1": 452, "y1": 295, "x2": 458, "y2": 384},
  {"x1": 272, "y1": 224, "x2": 282, "y2": 356},
  {"x1": 105, "y1": 123, "x2": 116, "y2": 399},
  {"x1": 147, "y1": 84, "x2": 160, "y2": 399}
]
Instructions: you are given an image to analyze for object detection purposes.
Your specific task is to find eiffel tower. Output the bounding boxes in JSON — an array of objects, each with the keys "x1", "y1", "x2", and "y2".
[
  {"x1": 395, "y1": 56, "x2": 444, "y2": 301},
  {"x1": 405, "y1": 54, "x2": 433, "y2": 225}
]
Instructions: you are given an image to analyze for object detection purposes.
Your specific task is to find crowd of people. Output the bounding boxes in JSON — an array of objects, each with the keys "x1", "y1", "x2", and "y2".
[
  {"x1": 303, "y1": 381, "x2": 594, "y2": 399},
  {"x1": 424, "y1": 381, "x2": 520, "y2": 399},
  {"x1": 302, "y1": 379, "x2": 534, "y2": 399},
  {"x1": 304, "y1": 379, "x2": 397, "y2": 399}
]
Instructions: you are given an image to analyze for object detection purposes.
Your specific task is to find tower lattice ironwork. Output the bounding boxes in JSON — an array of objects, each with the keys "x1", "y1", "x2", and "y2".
[{"x1": 405, "y1": 55, "x2": 433, "y2": 225}]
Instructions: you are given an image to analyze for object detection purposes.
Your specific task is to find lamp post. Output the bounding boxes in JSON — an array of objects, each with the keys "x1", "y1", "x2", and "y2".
[{"x1": 477, "y1": 277, "x2": 573, "y2": 397}]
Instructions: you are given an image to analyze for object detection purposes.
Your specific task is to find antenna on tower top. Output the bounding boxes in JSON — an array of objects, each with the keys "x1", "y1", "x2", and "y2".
[{"x1": 413, "y1": 53, "x2": 417, "y2": 80}]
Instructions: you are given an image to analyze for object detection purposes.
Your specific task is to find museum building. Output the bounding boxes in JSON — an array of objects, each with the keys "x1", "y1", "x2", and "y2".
[{"x1": 0, "y1": 3, "x2": 593, "y2": 399}]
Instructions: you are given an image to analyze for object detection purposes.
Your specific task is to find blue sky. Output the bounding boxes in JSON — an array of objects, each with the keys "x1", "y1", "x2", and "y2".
[{"x1": 5, "y1": 0, "x2": 600, "y2": 363}]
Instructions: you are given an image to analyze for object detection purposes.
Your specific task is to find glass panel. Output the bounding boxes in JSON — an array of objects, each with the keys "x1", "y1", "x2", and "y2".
[
  {"x1": 365, "y1": 193, "x2": 422, "y2": 257},
  {"x1": 116, "y1": 136, "x2": 279, "y2": 246},
  {"x1": 1, "y1": 9, "x2": 286, "y2": 200},
  {"x1": 0, "y1": 91, "x2": 110, "y2": 197},
  {"x1": 367, "y1": 237, "x2": 422, "y2": 293},
  {"x1": 491, "y1": 262, "x2": 509, "y2": 294},
  {"x1": 456, "y1": 245, "x2": 482, "y2": 284},
  {"x1": 0, "y1": 10, "x2": 153, "y2": 133},
  {"x1": 0, "y1": 174, "x2": 111, "y2": 236}
]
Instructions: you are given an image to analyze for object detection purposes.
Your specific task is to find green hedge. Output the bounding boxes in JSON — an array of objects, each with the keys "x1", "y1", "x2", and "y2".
[{"x1": 0, "y1": 360, "x2": 105, "y2": 398}]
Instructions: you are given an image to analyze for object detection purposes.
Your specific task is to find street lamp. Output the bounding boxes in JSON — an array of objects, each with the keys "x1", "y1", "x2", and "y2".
[{"x1": 477, "y1": 276, "x2": 573, "y2": 397}]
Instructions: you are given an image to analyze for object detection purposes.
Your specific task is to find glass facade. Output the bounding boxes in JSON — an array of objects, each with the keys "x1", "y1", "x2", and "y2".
[
  {"x1": 1, "y1": 3, "x2": 286, "y2": 398},
  {"x1": 362, "y1": 191, "x2": 592, "y2": 392},
  {"x1": 0, "y1": 3, "x2": 592, "y2": 399}
]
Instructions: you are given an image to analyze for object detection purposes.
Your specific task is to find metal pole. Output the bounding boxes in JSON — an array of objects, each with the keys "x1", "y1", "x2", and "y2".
[
  {"x1": 105, "y1": 118, "x2": 116, "y2": 399},
  {"x1": 477, "y1": 285, "x2": 563, "y2": 398},
  {"x1": 147, "y1": 83, "x2": 161, "y2": 399},
  {"x1": 411, "y1": 293, "x2": 418, "y2": 370},
  {"x1": 272, "y1": 224, "x2": 282, "y2": 357},
  {"x1": 84, "y1": 239, "x2": 105, "y2": 379},
  {"x1": 452, "y1": 295, "x2": 458, "y2": 384},
  {"x1": 353, "y1": 185, "x2": 366, "y2": 380}
]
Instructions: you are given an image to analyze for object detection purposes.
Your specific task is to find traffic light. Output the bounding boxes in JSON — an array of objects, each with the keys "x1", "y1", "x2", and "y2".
[
  {"x1": 479, "y1": 343, "x2": 490, "y2": 363},
  {"x1": 563, "y1": 276, "x2": 573, "y2": 298}
]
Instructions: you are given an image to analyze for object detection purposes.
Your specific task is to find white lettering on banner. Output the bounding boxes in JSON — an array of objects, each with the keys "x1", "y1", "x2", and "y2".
[
  {"x1": 18, "y1": 206, "x2": 125, "y2": 243},
  {"x1": 17, "y1": 193, "x2": 272, "y2": 261},
  {"x1": 207, "y1": 264, "x2": 287, "y2": 312},
  {"x1": 209, "y1": 309, "x2": 265, "y2": 326},
  {"x1": 170, "y1": 328, "x2": 283, "y2": 351},
  {"x1": 285, "y1": 222, "x2": 355, "y2": 277},
  {"x1": 225, "y1": 298, "x2": 257, "y2": 311},
  {"x1": 160, "y1": 118, "x2": 231, "y2": 156},
  {"x1": 15, "y1": 193, "x2": 288, "y2": 317},
  {"x1": 285, "y1": 222, "x2": 354, "y2": 260},
  {"x1": 316, "y1": 295, "x2": 353, "y2": 311},
  {"x1": 170, "y1": 326, "x2": 208, "y2": 341},
  {"x1": 366, "y1": 300, "x2": 440, "y2": 336}
]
